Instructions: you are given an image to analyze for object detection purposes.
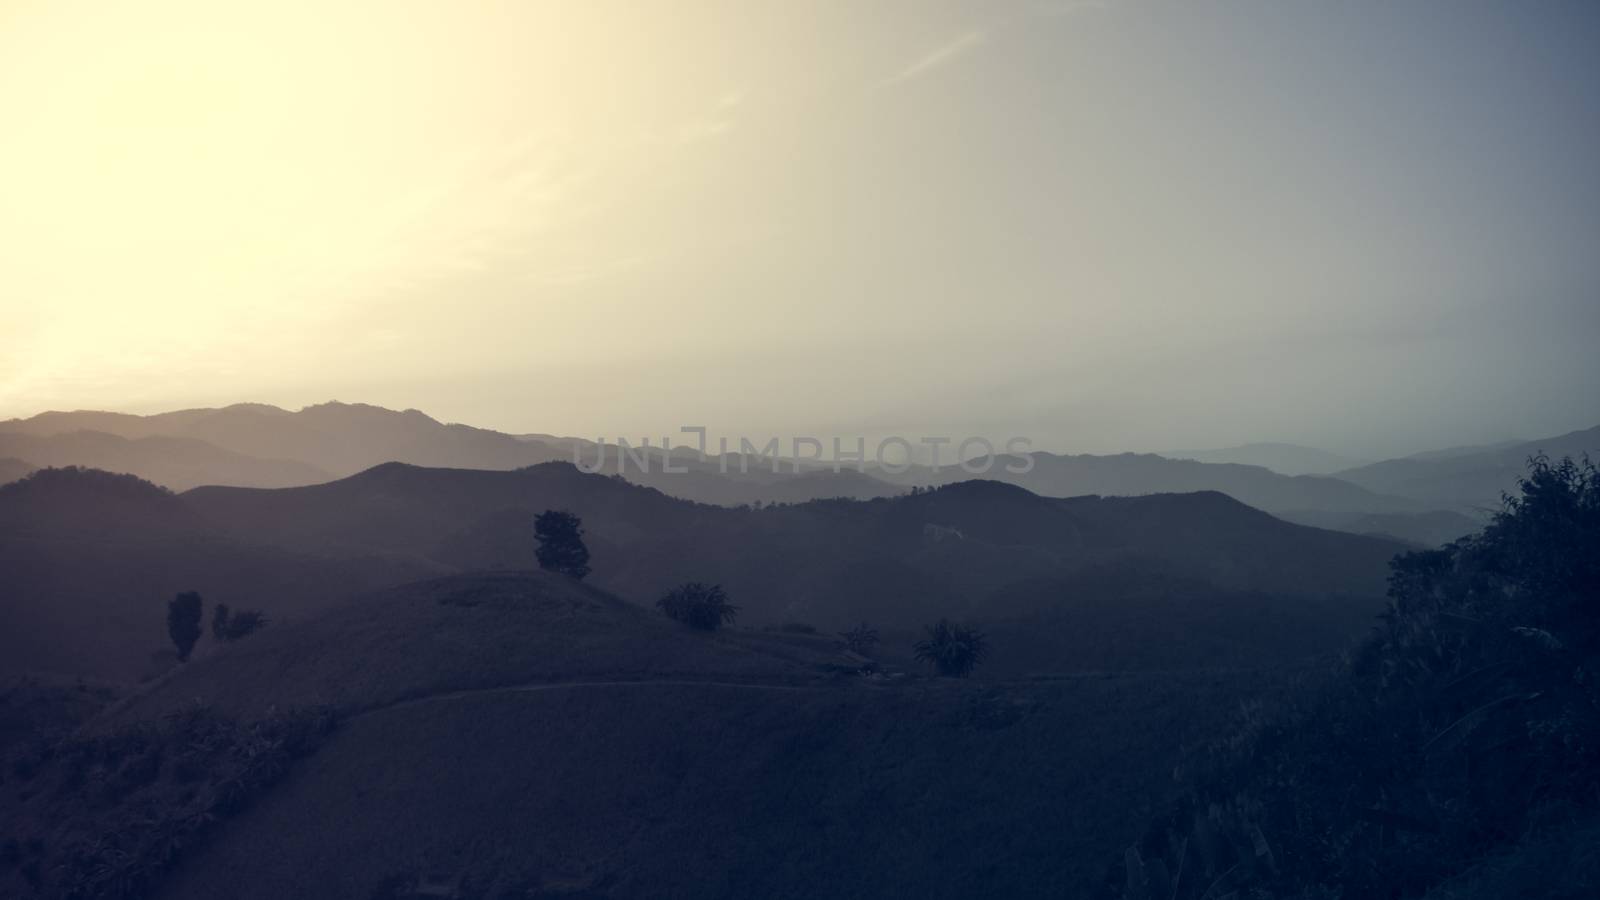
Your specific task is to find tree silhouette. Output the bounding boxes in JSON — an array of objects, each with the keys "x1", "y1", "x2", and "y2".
[
  {"x1": 914, "y1": 619, "x2": 987, "y2": 677},
  {"x1": 657, "y1": 582, "x2": 739, "y2": 631},
  {"x1": 838, "y1": 622, "x2": 880, "y2": 655},
  {"x1": 167, "y1": 592, "x2": 203, "y2": 662},
  {"x1": 211, "y1": 603, "x2": 230, "y2": 641},
  {"x1": 534, "y1": 509, "x2": 591, "y2": 580}
]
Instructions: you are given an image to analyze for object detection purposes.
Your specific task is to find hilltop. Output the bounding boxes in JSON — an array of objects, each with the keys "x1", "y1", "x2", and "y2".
[{"x1": 12, "y1": 572, "x2": 1291, "y2": 900}]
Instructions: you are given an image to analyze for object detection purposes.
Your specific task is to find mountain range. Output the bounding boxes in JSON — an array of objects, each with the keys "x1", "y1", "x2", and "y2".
[
  {"x1": 1, "y1": 461, "x2": 1403, "y2": 681},
  {"x1": 3, "y1": 402, "x2": 1595, "y2": 545}
]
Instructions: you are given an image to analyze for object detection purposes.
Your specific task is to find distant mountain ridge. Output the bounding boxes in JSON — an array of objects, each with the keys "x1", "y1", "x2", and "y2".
[
  {"x1": 1163, "y1": 442, "x2": 1368, "y2": 476},
  {"x1": 1332, "y1": 424, "x2": 1600, "y2": 512},
  {"x1": 0, "y1": 457, "x2": 34, "y2": 486},
  {"x1": 5, "y1": 401, "x2": 1595, "y2": 545}
]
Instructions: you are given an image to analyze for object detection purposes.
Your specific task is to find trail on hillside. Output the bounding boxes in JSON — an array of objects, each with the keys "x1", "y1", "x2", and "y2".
[{"x1": 353, "y1": 678, "x2": 828, "y2": 721}]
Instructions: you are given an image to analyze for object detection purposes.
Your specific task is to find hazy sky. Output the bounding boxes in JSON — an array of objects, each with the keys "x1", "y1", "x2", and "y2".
[{"x1": 2, "y1": 0, "x2": 1597, "y2": 457}]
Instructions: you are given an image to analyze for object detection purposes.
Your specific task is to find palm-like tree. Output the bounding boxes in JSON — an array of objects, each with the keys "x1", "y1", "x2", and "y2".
[{"x1": 913, "y1": 619, "x2": 987, "y2": 677}]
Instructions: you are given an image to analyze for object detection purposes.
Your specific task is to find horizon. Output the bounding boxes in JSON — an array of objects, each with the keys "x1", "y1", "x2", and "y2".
[
  {"x1": 6, "y1": 396, "x2": 1598, "y2": 463},
  {"x1": 3, "y1": 1, "x2": 1597, "y2": 459}
]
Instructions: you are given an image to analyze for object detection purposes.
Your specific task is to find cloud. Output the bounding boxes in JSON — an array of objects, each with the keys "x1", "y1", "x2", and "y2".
[{"x1": 877, "y1": 30, "x2": 986, "y2": 88}]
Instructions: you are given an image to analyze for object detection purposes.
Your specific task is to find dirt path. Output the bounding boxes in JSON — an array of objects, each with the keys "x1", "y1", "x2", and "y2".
[{"x1": 355, "y1": 678, "x2": 827, "y2": 720}]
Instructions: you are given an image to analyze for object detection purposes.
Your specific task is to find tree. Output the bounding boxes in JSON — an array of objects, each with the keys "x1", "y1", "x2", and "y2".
[
  {"x1": 167, "y1": 592, "x2": 203, "y2": 662},
  {"x1": 838, "y1": 623, "x2": 880, "y2": 655},
  {"x1": 914, "y1": 619, "x2": 987, "y2": 677},
  {"x1": 534, "y1": 509, "x2": 590, "y2": 580},
  {"x1": 657, "y1": 582, "x2": 740, "y2": 631},
  {"x1": 211, "y1": 603, "x2": 230, "y2": 641}
]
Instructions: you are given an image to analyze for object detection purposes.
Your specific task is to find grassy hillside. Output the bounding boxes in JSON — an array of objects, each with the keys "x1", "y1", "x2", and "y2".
[
  {"x1": 5, "y1": 572, "x2": 1298, "y2": 900},
  {"x1": 104, "y1": 571, "x2": 860, "y2": 723}
]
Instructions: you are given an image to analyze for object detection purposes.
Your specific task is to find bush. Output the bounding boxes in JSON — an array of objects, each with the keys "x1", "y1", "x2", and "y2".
[
  {"x1": 534, "y1": 509, "x2": 591, "y2": 580},
  {"x1": 657, "y1": 583, "x2": 739, "y2": 631},
  {"x1": 211, "y1": 603, "x2": 268, "y2": 642},
  {"x1": 914, "y1": 619, "x2": 987, "y2": 677}
]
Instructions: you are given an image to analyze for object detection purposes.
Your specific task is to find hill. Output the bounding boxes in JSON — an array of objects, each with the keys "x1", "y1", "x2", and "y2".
[
  {"x1": 181, "y1": 463, "x2": 1405, "y2": 629},
  {"x1": 0, "y1": 468, "x2": 439, "y2": 680},
  {"x1": 1162, "y1": 442, "x2": 1368, "y2": 476},
  {"x1": 0, "y1": 457, "x2": 35, "y2": 486},
  {"x1": 0, "y1": 462, "x2": 1407, "y2": 681},
  {"x1": 12, "y1": 572, "x2": 1293, "y2": 900},
  {"x1": 1, "y1": 402, "x2": 896, "y2": 504},
  {"x1": 1334, "y1": 424, "x2": 1600, "y2": 511},
  {"x1": 1, "y1": 402, "x2": 564, "y2": 478},
  {"x1": 0, "y1": 430, "x2": 332, "y2": 491},
  {"x1": 936, "y1": 451, "x2": 1423, "y2": 516}
]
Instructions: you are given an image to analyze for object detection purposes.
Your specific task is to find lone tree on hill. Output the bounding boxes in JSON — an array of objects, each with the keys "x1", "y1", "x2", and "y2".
[
  {"x1": 914, "y1": 619, "x2": 988, "y2": 677},
  {"x1": 535, "y1": 509, "x2": 590, "y2": 580},
  {"x1": 657, "y1": 582, "x2": 740, "y2": 631},
  {"x1": 167, "y1": 591, "x2": 204, "y2": 662}
]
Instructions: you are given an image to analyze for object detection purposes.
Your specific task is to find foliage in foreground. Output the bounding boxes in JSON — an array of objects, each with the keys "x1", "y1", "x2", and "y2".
[
  {"x1": 0, "y1": 704, "x2": 336, "y2": 900},
  {"x1": 1113, "y1": 455, "x2": 1600, "y2": 899},
  {"x1": 914, "y1": 619, "x2": 988, "y2": 677},
  {"x1": 657, "y1": 582, "x2": 739, "y2": 631}
]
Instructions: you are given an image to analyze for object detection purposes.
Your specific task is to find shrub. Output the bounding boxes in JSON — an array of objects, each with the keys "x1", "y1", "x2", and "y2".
[
  {"x1": 838, "y1": 623, "x2": 880, "y2": 655},
  {"x1": 534, "y1": 509, "x2": 591, "y2": 580},
  {"x1": 657, "y1": 582, "x2": 739, "y2": 631},
  {"x1": 221, "y1": 609, "x2": 269, "y2": 641},
  {"x1": 914, "y1": 619, "x2": 987, "y2": 677},
  {"x1": 166, "y1": 592, "x2": 203, "y2": 662}
]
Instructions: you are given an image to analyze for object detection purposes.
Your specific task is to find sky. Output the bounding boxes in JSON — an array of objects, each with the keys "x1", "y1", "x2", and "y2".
[{"x1": 1, "y1": 0, "x2": 1597, "y2": 458}]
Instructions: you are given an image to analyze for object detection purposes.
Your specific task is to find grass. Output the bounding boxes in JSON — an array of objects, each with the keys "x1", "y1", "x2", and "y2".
[
  {"x1": 153, "y1": 672, "x2": 1278, "y2": 900},
  {"x1": 45, "y1": 570, "x2": 1307, "y2": 899}
]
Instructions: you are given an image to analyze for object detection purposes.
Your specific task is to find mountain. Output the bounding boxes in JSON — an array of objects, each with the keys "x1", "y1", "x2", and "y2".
[
  {"x1": 23, "y1": 571, "x2": 1282, "y2": 900},
  {"x1": 0, "y1": 402, "x2": 567, "y2": 478},
  {"x1": 168, "y1": 463, "x2": 1408, "y2": 682},
  {"x1": 0, "y1": 457, "x2": 35, "y2": 486},
  {"x1": 0, "y1": 430, "x2": 332, "y2": 491},
  {"x1": 1334, "y1": 424, "x2": 1600, "y2": 512},
  {"x1": 1276, "y1": 508, "x2": 1483, "y2": 547},
  {"x1": 0, "y1": 468, "x2": 440, "y2": 680},
  {"x1": 181, "y1": 462, "x2": 1404, "y2": 620},
  {"x1": 0, "y1": 460, "x2": 1408, "y2": 680},
  {"x1": 1163, "y1": 442, "x2": 1368, "y2": 476},
  {"x1": 1, "y1": 403, "x2": 894, "y2": 503},
  {"x1": 890, "y1": 451, "x2": 1424, "y2": 517}
]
